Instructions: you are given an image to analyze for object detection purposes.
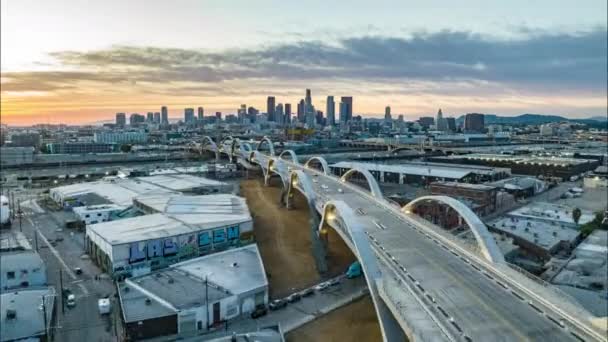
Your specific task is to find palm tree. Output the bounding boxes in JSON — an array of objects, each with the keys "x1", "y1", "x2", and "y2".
[{"x1": 572, "y1": 208, "x2": 582, "y2": 225}]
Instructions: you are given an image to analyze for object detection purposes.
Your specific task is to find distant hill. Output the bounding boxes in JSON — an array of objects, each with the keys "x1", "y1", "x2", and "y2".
[{"x1": 455, "y1": 113, "x2": 607, "y2": 125}]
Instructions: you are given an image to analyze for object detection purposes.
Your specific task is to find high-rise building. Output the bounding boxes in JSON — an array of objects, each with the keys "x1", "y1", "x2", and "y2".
[
  {"x1": 129, "y1": 113, "x2": 145, "y2": 126},
  {"x1": 267, "y1": 96, "x2": 276, "y2": 121},
  {"x1": 153, "y1": 112, "x2": 161, "y2": 124},
  {"x1": 284, "y1": 103, "x2": 292, "y2": 124},
  {"x1": 184, "y1": 108, "x2": 195, "y2": 123},
  {"x1": 315, "y1": 110, "x2": 324, "y2": 125},
  {"x1": 247, "y1": 107, "x2": 258, "y2": 123},
  {"x1": 446, "y1": 117, "x2": 456, "y2": 131},
  {"x1": 305, "y1": 89, "x2": 312, "y2": 107},
  {"x1": 297, "y1": 99, "x2": 305, "y2": 123},
  {"x1": 115, "y1": 113, "x2": 126, "y2": 127},
  {"x1": 326, "y1": 96, "x2": 335, "y2": 126},
  {"x1": 161, "y1": 106, "x2": 169, "y2": 124},
  {"x1": 418, "y1": 116, "x2": 434, "y2": 129},
  {"x1": 215, "y1": 112, "x2": 222, "y2": 121},
  {"x1": 275, "y1": 104, "x2": 284, "y2": 126},
  {"x1": 436, "y1": 108, "x2": 448, "y2": 131},
  {"x1": 384, "y1": 106, "x2": 392, "y2": 122},
  {"x1": 340, "y1": 96, "x2": 353, "y2": 123},
  {"x1": 464, "y1": 113, "x2": 485, "y2": 132},
  {"x1": 197, "y1": 107, "x2": 204, "y2": 121},
  {"x1": 146, "y1": 112, "x2": 154, "y2": 122}
]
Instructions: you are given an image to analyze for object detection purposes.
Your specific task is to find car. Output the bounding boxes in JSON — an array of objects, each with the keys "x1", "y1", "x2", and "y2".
[
  {"x1": 321, "y1": 184, "x2": 328, "y2": 189},
  {"x1": 287, "y1": 293, "x2": 301, "y2": 303},
  {"x1": 250, "y1": 306, "x2": 268, "y2": 319},
  {"x1": 74, "y1": 267, "x2": 83, "y2": 275},
  {"x1": 66, "y1": 294, "x2": 76, "y2": 307},
  {"x1": 328, "y1": 278, "x2": 341, "y2": 286},
  {"x1": 268, "y1": 299, "x2": 287, "y2": 310},
  {"x1": 300, "y1": 288, "x2": 315, "y2": 297},
  {"x1": 314, "y1": 282, "x2": 330, "y2": 292},
  {"x1": 337, "y1": 188, "x2": 343, "y2": 193}
]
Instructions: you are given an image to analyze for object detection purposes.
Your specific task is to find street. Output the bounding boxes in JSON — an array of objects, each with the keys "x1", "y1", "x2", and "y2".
[{"x1": 13, "y1": 189, "x2": 122, "y2": 342}]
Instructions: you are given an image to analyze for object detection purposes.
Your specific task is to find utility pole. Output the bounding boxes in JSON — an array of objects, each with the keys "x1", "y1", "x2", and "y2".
[
  {"x1": 34, "y1": 229, "x2": 39, "y2": 251},
  {"x1": 205, "y1": 276, "x2": 209, "y2": 330},
  {"x1": 59, "y1": 270, "x2": 65, "y2": 314},
  {"x1": 41, "y1": 295, "x2": 48, "y2": 339},
  {"x1": 18, "y1": 202, "x2": 22, "y2": 232}
]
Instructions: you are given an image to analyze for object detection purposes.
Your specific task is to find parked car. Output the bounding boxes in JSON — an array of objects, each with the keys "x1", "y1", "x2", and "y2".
[
  {"x1": 251, "y1": 306, "x2": 268, "y2": 319},
  {"x1": 268, "y1": 299, "x2": 287, "y2": 310},
  {"x1": 300, "y1": 288, "x2": 315, "y2": 297},
  {"x1": 287, "y1": 293, "x2": 301, "y2": 303},
  {"x1": 328, "y1": 278, "x2": 341, "y2": 286},
  {"x1": 314, "y1": 282, "x2": 330, "y2": 292},
  {"x1": 73, "y1": 267, "x2": 83, "y2": 275},
  {"x1": 66, "y1": 294, "x2": 76, "y2": 307}
]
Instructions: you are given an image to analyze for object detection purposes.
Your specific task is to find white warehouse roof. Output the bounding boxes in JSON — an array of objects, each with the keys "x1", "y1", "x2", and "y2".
[
  {"x1": 87, "y1": 194, "x2": 251, "y2": 246},
  {"x1": 331, "y1": 161, "x2": 473, "y2": 180}
]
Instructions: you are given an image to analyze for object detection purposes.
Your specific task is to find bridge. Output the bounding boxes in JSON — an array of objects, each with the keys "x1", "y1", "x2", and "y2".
[{"x1": 202, "y1": 136, "x2": 606, "y2": 342}]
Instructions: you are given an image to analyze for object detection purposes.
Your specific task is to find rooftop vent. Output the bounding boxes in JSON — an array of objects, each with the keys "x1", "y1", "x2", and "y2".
[
  {"x1": 145, "y1": 298, "x2": 152, "y2": 305},
  {"x1": 232, "y1": 262, "x2": 238, "y2": 268}
]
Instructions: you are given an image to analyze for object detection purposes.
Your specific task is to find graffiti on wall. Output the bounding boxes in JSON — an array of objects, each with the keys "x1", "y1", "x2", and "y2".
[{"x1": 128, "y1": 226, "x2": 241, "y2": 263}]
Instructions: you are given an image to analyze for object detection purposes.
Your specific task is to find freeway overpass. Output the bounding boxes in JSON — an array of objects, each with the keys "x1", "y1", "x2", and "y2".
[{"x1": 202, "y1": 136, "x2": 606, "y2": 342}]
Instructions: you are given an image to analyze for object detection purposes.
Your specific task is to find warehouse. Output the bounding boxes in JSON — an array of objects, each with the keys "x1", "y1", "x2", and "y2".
[
  {"x1": 430, "y1": 154, "x2": 599, "y2": 180},
  {"x1": 118, "y1": 244, "x2": 268, "y2": 340},
  {"x1": 85, "y1": 194, "x2": 253, "y2": 279},
  {"x1": 330, "y1": 161, "x2": 510, "y2": 185},
  {"x1": 50, "y1": 174, "x2": 230, "y2": 208}
]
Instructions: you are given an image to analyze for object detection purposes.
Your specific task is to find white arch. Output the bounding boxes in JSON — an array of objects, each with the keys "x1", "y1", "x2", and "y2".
[
  {"x1": 256, "y1": 136, "x2": 275, "y2": 156},
  {"x1": 304, "y1": 156, "x2": 330, "y2": 175},
  {"x1": 201, "y1": 136, "x2": 217, "y2": 151},
  {"x1": 287, "y1": 170, "x2": 317, "y2": 206},
  {"x1": 319, "y1": 200, "x2": 404, "y2": 342},
  {"x1": 278, "y1": 150, "x2": 299, "y2": 164},
  {"x1": 340, "y1": 167, "x2": 384, "y2": 200},
  {"x1": 402, "y1": 195, "x2": 505, "y2": 264}
]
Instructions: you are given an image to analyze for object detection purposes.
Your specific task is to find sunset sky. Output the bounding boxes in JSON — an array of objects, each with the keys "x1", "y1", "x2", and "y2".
[{"x1": 1, "y1": 0, "x2": 606, "y2": 125}]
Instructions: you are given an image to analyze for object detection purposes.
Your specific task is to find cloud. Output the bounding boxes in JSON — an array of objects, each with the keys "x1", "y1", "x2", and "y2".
[{"x1": 3, "y1": 28, "x2": 606, "y2": 96}]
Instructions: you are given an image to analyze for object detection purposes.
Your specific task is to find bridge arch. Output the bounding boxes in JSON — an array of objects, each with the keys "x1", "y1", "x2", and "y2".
[
  {"x1": 278, "y1": 150, "x2": 299, "y2": 164},
  {"x1": 201, "y1": 136, "x2": 219, "y2": 160},
  {"x1": 304, "y1": 156, "x2": 330, "y2": 175},
  {"x1": 339, "y1": 167, "x2": 384, "y2": 200},
  {"x1": 318, "y1": 200, "x2": 404, "y2": 342},
  {"x1": 402, "y1": 195, "x2": 505, "y2": 264},
  {"x1": 256, "y1": 136, "x2": 275, "y2": 156}
]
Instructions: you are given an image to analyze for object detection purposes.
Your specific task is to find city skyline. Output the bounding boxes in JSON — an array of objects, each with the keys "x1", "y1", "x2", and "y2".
[{"x1": 1, "y1": 0, "x2": 607, "y2": 125}]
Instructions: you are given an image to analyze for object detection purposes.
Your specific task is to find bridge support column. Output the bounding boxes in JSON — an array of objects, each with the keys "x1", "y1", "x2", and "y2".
[{"x1": 310, "y1": 210, "x2": 328, "y2": 274}]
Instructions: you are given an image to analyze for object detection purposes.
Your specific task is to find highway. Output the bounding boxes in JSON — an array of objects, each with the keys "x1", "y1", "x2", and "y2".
[{"x1": 204, "y1": 137, "x2": 604, "y2": 342}]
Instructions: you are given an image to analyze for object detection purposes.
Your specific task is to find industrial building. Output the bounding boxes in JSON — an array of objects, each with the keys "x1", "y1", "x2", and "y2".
[
  {"x1": 1, "y1": 251, "x2": 47, "y2": 291},
  {"x1": 330, "y1": 161, "x2": 510, "y2": 185},
  {"x1": 1, "y1": 287, "x2": 56, "y2": 342},
  {"x1": 431, "y1": 154, "x2": 599, "y2": 180},
  {"x1": 85, "y1": 194, "x2": 253, "y2": 279},
  {"x1": 429, "y1": 181, "x2": 498, "y2": 216},
  {"x1": 73, "y1": 204, "x2": 127, "y2": 225},
  {"x1": 551, "y1": 230, "x2": 607, "y2": 317},
  {"x1": 50, "y1": 174, "x2": 230, "y2": 207},
  {"x1": 117, "y1": 244, "x2": 268, "y2": 340}
]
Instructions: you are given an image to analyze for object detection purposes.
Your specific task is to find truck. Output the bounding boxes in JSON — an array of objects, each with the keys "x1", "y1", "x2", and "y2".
[
  {"x1": 0, "y1": 195, "x2": 11, "y2": 228},
  {"x1": 346, "y1": 261, "x2": 363, "y2": 279},
  {"x1": 98, "y1": 298, "x2": 111, "y2": 315}
]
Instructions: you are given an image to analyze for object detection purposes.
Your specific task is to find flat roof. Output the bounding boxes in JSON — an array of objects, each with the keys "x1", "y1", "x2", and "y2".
[
  {"x1": 51, "y1": 174, "x2": 227, "y2": 206},
  {"x1": 0, "y1": 251, "x2": 45, "y2": 271},
  {"x1": 508, "y1": 202, "x2": 595, "y2": 226},
  {"x1": 88, "y1": 195, "x2": 251, "y2": 245},
  {"x1": 490, "y1": 216, "x2": 580, "y2": 250},
  {"x1": 431, "y1": 181, "x2": 497, "y2": 191},
  {"x1": 0, "y1": 231, "x2": 32, "y2": 252},
  {"x1": 1, "y1": 287, "x2": 55, "y2": 341},
  {"x1": 331, "y1": 161, "x2": 473, "y2": 180},
  {"x1": 173, "y1": 244, "x2": 268, "y2": 295},
  {"x1": 444, "y1": 153, "x2": 595, "y2": 166},
  {"x1": 120, "y1": 268, "x2": 229, "y2": 323}
]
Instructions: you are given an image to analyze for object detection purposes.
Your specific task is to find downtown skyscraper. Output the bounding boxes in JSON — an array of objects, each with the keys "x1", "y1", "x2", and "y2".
[
  {"x1": 161, "y1": 106, "x2": 169, "y2": 124},
  {"x1": 326, "y1": 96, "x2": 335, "y2": 126},
  {"x1": 267, "y1": 96, "x2": 276, "y2": 121}
]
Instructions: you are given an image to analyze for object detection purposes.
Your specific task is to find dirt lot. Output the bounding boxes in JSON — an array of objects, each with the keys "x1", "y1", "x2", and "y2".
[
  {"x1": 286, "y1": 295, "x2": 383, "y2": 342},
  {"x1": 240, "y1": 177, "x2": 354, "y2": 298}
]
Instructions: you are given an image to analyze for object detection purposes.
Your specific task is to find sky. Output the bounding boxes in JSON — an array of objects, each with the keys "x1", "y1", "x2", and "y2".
[{"x1": 1, "y1": 0, "x2": 607, "y2": 125}]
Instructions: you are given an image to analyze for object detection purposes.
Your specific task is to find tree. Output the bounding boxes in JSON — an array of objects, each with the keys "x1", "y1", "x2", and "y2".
[{"x1": 572, "y1": 208, "x2": 582, "y2": 225}]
